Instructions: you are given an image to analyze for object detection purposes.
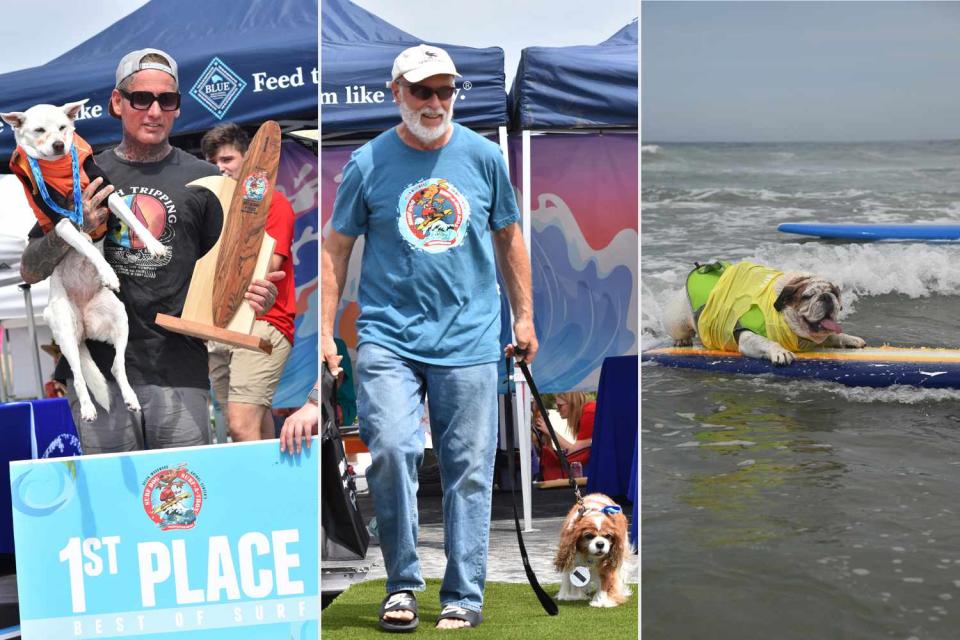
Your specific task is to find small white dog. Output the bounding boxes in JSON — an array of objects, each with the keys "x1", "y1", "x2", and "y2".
[
  {"x1": 555, "y1": 493, "x2": 632, "y2": 608},
  {"x1": 3, "y1": 100, "x2": 167, "y2": 421}
]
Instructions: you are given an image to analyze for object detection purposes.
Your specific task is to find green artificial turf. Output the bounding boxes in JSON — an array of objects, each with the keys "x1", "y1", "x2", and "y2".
[{"x1": 321, "y1": 579, "x2": 638, "y2": 639}]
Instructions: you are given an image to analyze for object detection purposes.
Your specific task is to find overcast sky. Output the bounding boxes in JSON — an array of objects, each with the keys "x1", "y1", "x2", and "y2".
[
  {"x1": 0, "y1": 0, "x2": 149, "y2": 74},
  {"x1": 2, "y1": 0, "x2": 636, "y2": 89},
  {"x1": 643, "y1": 1, "x2": 960, "y2": 143},
  {"x1": 351, "y1": 0, "x2": 637, "y2": 87}
]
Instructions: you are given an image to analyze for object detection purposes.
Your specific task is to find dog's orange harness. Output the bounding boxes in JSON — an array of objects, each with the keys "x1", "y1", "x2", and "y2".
[{"x1": 9, "y1": 135, "x2": 107, "y2": 241}]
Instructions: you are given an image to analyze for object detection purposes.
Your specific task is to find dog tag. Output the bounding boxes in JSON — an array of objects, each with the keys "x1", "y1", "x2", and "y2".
[{"x1": 570, "y1": 566, "x2": 590, "y2": 588}]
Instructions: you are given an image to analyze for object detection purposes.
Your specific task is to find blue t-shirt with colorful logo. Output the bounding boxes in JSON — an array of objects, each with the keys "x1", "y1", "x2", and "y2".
[{"x1": 332, "y1": 123, "x2": 520, "y2": 366}]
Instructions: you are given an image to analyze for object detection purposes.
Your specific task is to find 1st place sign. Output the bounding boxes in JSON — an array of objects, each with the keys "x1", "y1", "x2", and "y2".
[{"x1": 10, "y1": 440, "x2": 318, "y2": 639}]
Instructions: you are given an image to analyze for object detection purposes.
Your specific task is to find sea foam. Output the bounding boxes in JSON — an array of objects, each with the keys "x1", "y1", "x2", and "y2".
[{"x1": 642, "y1": 243, "x2": 960, "y2": 343}]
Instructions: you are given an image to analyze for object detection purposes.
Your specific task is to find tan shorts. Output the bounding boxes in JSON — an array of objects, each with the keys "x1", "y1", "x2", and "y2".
[{"x1": 208, "y1": 320, "x2": 292, "y2": 408}]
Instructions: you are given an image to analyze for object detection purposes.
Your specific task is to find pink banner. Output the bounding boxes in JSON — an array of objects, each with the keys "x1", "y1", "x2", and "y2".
[{"x1": 514, "y1": 132, "x2": 638, "y2": 392}]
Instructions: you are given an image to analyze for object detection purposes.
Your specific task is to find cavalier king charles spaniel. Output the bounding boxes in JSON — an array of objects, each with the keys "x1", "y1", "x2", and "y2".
[{"x1": 555, "y1": 493, "x2": 631, "y2": 607}]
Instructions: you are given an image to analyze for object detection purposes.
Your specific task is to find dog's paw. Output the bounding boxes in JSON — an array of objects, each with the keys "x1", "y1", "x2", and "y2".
[
  {"x1": 673, "y1": 337, "x2": 693, "y2": 347},
  {"x1": 557, "y1": 593, "x2": 588, "y2": 601},
  {"x1": 768, "y1": 344, "x2": 795, "y2": 366},
  {"x1": 145, "y1": 240, "x2": 168, "y2": 259},
  {"x1": 840, "y1": 334, "x2": 866, "y2": 349},
  {"x1": 100, "y1": 270, "x2": 120, "y2": 292},
  {"x1": 557, "y1": 584, "x2": 589, "y2": 601},
  {"x1": 79, "y1": 402, "x2": 98, "y2": 423},
  {"x1": 118, "y1": 384, "x2": 141, "y2": 412},
  {"x1": 589, "y1": 594, "x2": 617, "y2": 608},
  {"x1": 123, "y1": 395, "x2": 141, "y2": 413}
]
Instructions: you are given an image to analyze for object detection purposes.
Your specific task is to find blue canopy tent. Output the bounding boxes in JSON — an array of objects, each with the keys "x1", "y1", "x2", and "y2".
[
  {"x1": 509, "y1": 19, "x2": 638, "y2": 129},
  {"x1": 508, "y1": 20, "x2": 638, "y2": 512},
  {"x1": 0, "y1": 0, "x2": 318, "y2": 159},
  {"x1": 503, "y1": 18, "x2": 638, "y2": 390},
  {"x1": 321, "y1": 0, "x2": 507, "y2": 136},
  {"x1": 0, "y1": 0, "x2": 319, "y2": 411}
]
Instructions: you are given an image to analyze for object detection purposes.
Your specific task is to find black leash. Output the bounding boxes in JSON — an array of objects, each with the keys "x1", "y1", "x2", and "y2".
[
  {"x1": 320, "y1": 362, "x2": 338, "y2": 433},
  {"x1": 503, "y1": 351, "x2": 558, "y2": 615},
  {"x1": 512, "y1": 351, "x2": 585, "y2": 514}
]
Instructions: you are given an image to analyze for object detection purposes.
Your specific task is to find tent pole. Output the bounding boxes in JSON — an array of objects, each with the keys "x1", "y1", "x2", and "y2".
[
  {"x1": 499, "y1": 126, "x2": 534, "y2": 532},
  {"x1": 497, "y1": 126, "x2": 510, "y2": 175},
  {"x1": 518, "y1": 128, "x2": 534, "y2": 532},
  {"x1": 0, "y1": 323, "x2": 8, "y2": 402},
  {"x1": 19, "y1": 284, "x2": 45, "y2": 399},
  {"x1": 521, "y1": 130, "x2": 532, "y2": 260}
]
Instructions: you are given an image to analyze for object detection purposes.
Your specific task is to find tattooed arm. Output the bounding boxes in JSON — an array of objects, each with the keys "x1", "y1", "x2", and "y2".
[
  {"x1": 19, "y1": 176, "x2": 115, "y2": 284},
  {"x1": 20, "y1": 233, "x2": 72, "y2": 284}
]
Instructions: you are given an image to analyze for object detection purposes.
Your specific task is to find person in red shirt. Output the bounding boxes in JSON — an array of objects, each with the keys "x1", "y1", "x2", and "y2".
[
  {"x1": 201, "y1": 123, "x2": 296, "y2": 441},
  {"x1": 535, "y1": 391, "x2": 596, "y2": 481}
]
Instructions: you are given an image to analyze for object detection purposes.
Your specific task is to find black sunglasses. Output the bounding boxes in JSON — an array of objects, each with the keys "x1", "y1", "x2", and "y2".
[
  {"x1": 118, "y1": 89, "x2": 181, "y2": 111},
  {"x1": 400, "y1": 82, "x2": 456, "y2": 101}
]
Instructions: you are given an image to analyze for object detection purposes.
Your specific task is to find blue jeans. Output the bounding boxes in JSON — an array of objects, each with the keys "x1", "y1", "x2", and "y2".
[{"x1": 356, "y1": 342, "x2": 498, "y2": 612}]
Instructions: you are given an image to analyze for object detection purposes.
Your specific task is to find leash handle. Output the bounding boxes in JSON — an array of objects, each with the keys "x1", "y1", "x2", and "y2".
[
  {"x1": 510, "y1": 349, "x2": 584, "y2": 508},
  {"x1": 320, "y1": 362, "x2": 340, "y2": 439}
]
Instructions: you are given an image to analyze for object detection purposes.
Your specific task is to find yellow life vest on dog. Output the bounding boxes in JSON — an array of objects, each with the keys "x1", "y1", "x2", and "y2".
[{"x1": 694, "y1": 261, "x2": 811, "y2": 352}]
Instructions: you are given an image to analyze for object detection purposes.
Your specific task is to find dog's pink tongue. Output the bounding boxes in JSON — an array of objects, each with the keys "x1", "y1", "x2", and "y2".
[{"x1": 820, "y1": 318, "x2": 843, "y2": 333}]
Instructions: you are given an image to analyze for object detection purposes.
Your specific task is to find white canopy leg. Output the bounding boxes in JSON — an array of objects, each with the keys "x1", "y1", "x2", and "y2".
[{"x1": 20, "y1": 284, "x2": 45, "y2": 399}]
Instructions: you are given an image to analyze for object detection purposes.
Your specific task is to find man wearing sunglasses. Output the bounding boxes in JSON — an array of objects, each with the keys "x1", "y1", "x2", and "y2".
[
  {"x1": 20, "y1": 48, "x2": 282, "y2": 453},
  {"x1": 323, "y1": 44, "x2": 537, "y2": 631}
]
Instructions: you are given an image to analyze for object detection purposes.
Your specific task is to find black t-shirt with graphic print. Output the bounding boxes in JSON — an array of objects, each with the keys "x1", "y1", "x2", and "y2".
[{"x1": 40, "y1": 147, "x2": 223, "y2": 389}]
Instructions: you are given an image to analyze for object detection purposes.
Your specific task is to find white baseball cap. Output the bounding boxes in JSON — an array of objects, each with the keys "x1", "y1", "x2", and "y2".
[{"x1": 391, "y1": 44, "x2": 460, "y2": 83}]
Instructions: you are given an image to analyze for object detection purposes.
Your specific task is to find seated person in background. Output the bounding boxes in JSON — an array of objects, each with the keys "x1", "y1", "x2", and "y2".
[
  {"x1": 536, "y1": 391, "x2": 596, "y2": 481},
  {"x1": 41, "y1": 341, "x2": 67, "y2": 398},
  {"x1": 201, "y1": 123, "x2": 296, "y2": 442}
]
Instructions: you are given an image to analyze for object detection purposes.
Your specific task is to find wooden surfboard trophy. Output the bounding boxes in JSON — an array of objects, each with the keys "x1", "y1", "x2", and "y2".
[{"x1": 155, "y1": 121, "x2": 282, "y2": 354}]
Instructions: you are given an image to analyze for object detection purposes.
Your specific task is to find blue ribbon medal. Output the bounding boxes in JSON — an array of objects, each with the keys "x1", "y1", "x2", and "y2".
[{"x1": 25, "y1": 145, "x2": 84, "y2": 227}]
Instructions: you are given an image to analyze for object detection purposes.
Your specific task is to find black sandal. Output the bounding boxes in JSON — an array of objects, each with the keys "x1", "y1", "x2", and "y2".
[
  {"x1": 379, "y1": 591, "x2": 418, "y2": 632},
  {"x1": 436, "y1": 604, "x2": 483, "y2": 629}
]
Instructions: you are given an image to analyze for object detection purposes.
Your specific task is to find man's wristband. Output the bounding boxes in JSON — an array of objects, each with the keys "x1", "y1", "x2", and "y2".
[{"x1": 307, "y1": 386, "x2": 319, "y2": 406}]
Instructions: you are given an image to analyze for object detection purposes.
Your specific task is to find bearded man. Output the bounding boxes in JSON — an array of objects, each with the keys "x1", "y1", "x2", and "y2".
[{"x1": 321, "y1": 44, "x2": 536, "y2": 631}]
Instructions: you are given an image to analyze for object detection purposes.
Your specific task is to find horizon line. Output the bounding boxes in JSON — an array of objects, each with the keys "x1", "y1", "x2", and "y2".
[{"x1": 642, "y1": 138, "x2": 960, "y2": 145}]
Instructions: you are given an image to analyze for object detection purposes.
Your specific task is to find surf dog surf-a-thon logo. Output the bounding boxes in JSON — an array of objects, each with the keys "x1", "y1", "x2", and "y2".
[
  {"x1": 243, "y1": 169, "x2": 269, "y2": 203},
  {"x1": 142, "y1": 464, "x2": 205, "y2": 531},
  {"x1": 189, "y1": 57, "x2": 247, "y2": 120},
  {"x1": 397, "y1": 178, "x2": 471, "y2": 253}
]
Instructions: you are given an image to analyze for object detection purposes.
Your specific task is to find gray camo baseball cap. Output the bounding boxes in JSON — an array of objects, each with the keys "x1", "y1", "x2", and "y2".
[
  {"x1": 114, "y1": 48, "x2": 179, "y2": 88},
  {"x1": 109, "y1": 48, "x2": 179, "y2": 118}
]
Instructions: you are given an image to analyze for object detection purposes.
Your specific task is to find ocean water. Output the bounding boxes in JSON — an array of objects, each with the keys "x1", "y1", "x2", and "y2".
[{"x1": 642, "y1": 141, "x2": 960, "y2": 639}]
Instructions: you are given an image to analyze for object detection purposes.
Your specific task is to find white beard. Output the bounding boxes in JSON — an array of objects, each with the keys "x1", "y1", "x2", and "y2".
[{"x1": 399, "y1": 99, "x2": 454, "y2": 144}]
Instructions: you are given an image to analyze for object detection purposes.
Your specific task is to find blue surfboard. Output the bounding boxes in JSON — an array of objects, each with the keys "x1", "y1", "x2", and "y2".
[
  {"x1": 778, "y1": 223, "x2": 960, "y2": 241},
  {"x1": 642, "y1": 345, "x2": 960, "y2": 389}
]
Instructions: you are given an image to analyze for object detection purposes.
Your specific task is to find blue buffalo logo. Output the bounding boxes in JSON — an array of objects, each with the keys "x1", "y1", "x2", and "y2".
[{"x1": 189, "y1": 57, "x2": 247, "y2": 120}]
